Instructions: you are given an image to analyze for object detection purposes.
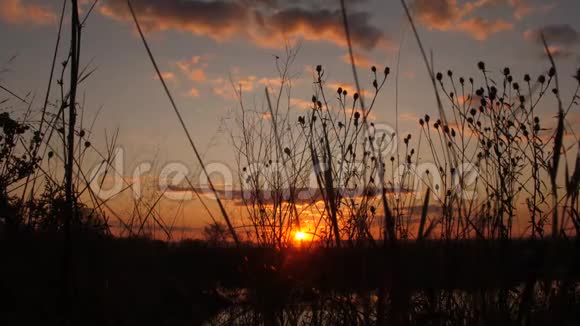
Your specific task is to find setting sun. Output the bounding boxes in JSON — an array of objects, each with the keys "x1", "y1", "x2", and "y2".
[{"x1": 294, "y1": 231, "x2": 306, "y2": 241}]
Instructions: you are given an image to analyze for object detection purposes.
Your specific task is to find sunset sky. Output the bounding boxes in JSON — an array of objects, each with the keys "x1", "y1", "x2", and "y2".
[{"x1": 1, "y1": 0, "x2": 579, "y2": 237}]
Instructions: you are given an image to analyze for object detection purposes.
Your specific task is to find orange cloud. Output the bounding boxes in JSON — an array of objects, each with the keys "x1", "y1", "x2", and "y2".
[
  {"x1": 412, "y1": 0, "x2": 514, "y2": 40},
  {"x1": 327, "y1": 82, "x2": 359, "y2": 96},
  {"x1": 457, "y1": 94, "x2": 483, "y2": 106},
  {"x1": 212, "y1": 76, "x2": 256, "y2": 100},
  {"x1": 186, "y1": 87, "x2": 200, "y2": 97},
  {"x1": 98, "y1": 0, "x2": 390, "y2": 50},
  {"x1": 176, "y1": 56, "x2": 207, "y2": 82},
  {"x1": 340, "y1": 52, "x2": 376, "y2": 69},
  {"x1": 403, "y1": 70, "x2": 417, "y2": 80},
  {"x1": 0, "y1": 0, "x2": 56, "y2": 25},
  {"x1": 457, "y1": 17, "x2": 513, "y2": 41},
  {"x1": 250, "y1": 9, "x2": 391, "y2": 50},
  {"x1": 541, "y1": 46, "x2": 575, "y2": 59},
  {"x1": 510, "y1": 0, "x2": 554, "y2": 20},
  {"x1": 258, "y1": 77, "x2": 283, "y2": 87},
  {"x1": 154, "y1": 72, "x2": 176, "y2": 81},
  {"x1": 290, "y1": 98, "x2": 314, "y2": 110}
]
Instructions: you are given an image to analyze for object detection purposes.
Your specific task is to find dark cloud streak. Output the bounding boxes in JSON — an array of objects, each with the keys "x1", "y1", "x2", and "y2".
[
  {"x1": 525, "y1": 24, "x2": 579, "y2": 46},
  {"x1": 99, "y1": 0, "x2": 390, "y2": 50},
  {"x1": 524, "y1": 24, "x2": 579, "y2": 60}
]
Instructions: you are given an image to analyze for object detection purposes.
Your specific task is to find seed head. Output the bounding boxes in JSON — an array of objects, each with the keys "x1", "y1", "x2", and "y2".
[{"x1": 538, "y1": 75, "x2": 546, "y2": 84}]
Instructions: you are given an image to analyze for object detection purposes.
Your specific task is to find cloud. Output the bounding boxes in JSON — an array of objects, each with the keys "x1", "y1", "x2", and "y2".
[
  {"x1": 412, "y1": 0, "x2": 514, "y2": 40},
  {"x1": 212, "y1": 76, "x2": 256, "y2": 100},
  {"x1": 510, "y1": 0, "x2": 554, "y2": 20},
  {"x1": 327, "y1": 82, "x2": 359, "y2": 96},
  {"x1": 100, "y1": 0, "x2": 246, "y2": 40},
  {"x1": 99, "y1": 0, "x2": 390, "y2": 50},
  {"x1": 290, "y1": 98, "x2": 313, "y2": 110},
  {"x1": 259, "y1": 112, "x2": 272, "y2": 120},
  {"x1": 251, "y1": 8, "x2": 389, "y2": 50},
  {"x1": 546, "y1": 46, "x2": 575, "y2": 59},
  {"x1": 186, "y1": 87, "x2": 200, "y2": 97},
  {"x1": 167, "y1": 185, "x2": 409, "y2": 206},
  {"x1": 0, "y1": 0, "x2": 56, "y2": 25},
  {"x1": 524, "y1": 24, "x2": 579, "y2": 46},
  {"x1": 154, "y1": 72, "x2": 176, "y2": 82},
  {"x1": 412, "y1": 0, "x2": 461, "y2": 30},
  {"x1": 398, "y1": 113, "x2": 421, "y2": 122},
  {"x1": 326, "y1": 82, "x2": 372, "y2": 102},
  {"x1": 210, "y1": 74, "x2": 299, "y2": 100},
  {"x1": 340, "y1": 52, "x2": 376, "y2": 68},
  {"x1": 176, "y1": 56, "x2": 207, "y2": 82},
  {"x1": 524, "y1": 24, "x2": 580, "y2": 59},
  {"x1": 403, "y1": 70, "x2": 416, "y2": 80},
  {"x1": 456, "y1": 17, "x2": 513, "y2": 41},
  {"x1": 257, "y1": 77, "x2": 283, "y2": 87}
]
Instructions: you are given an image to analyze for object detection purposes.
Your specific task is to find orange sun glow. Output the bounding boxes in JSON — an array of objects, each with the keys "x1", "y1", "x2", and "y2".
[{"x1": 294, "y1": 231, "x2": 306, "y2": 241}]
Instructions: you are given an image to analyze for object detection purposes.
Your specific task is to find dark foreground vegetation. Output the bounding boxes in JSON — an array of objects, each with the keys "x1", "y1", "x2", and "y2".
[{"x1": 1, "y1": 233, "x2": 579, "y2": 325}]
